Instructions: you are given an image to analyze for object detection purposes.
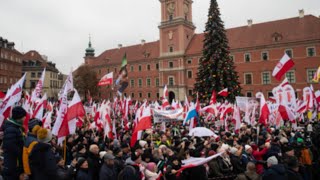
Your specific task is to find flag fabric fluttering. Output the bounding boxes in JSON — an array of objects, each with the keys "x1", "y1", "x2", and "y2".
[
  {"x1": 218, "y1": 88, "x2": 228, "y2": 97},
  {"x1": 98, "y1": 72, "x2": 113, "y2": 86},
  {"x1": 31, "y1": 68, "x2": 45, "y2": 102},
  {"x1": 272, "y1": 53, "x2": 294, "y2": 81},
  {"x1": 210, "y1": 90, "x2": 217, "y2": 104},
  {"x1": 312, "y1": 66, "x2": 320, "y2": 83},
  {"x1": 163, "y1": 85, "x2": 168, "y2": 99},
  {"x1": 256, "y1": 92, "x2": 270, "y2": 126}
]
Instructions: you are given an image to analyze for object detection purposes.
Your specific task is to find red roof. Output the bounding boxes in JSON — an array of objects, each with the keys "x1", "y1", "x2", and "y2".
[
  {"x1": 91, "y1": 15, "x2": 320, "y2": 63},
  {"x1": 89, "y1": 41, "x2": 159, "y2": 66},
  {"x1": 186, "y1": 15, "x2": 320, "y2": 55}
]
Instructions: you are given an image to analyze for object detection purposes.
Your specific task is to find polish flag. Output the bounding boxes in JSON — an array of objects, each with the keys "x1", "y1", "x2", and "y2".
[
  {"x1": 272, "y1": 53, "x2": 294, "y2": 81},
  {"x1": 200, "y1": 104, "x2": 217, "y2": 116},
  {"x1": 162, "y1": 98, "x2": 170, "y2": 109},
  {"x1": 133, "y1": 106, "x2": 152, "y2": 133},
  {"x1": 218, "y1": 88, "x2": 228, "y2": 97},
  {"x1": 43, "y1": 111, "x2": 53, "y2": 129},
  {"x1": 130, "y1": 105, "x2": 144, "y2": 147},
  {"x1": 98, "y1": 72, "x2": 113, "y2": 86},
  {"x1": 280, "y1": 77, "x2": 289, "y2": 87},
  {"x1": 278, "y1": 104, "x2": 295, "y2": 121},
  {"x1": 104, "y1": 113, "x2": 113, "y2": 139},
  {"x1": 296, "y1": 101, "x2": 307, "y2": 114},
  {"x1": 176, "y1": 152, "x2": 223, "y2": 175},
  {"x1": 256, "y1": 92, "x2": 270, "y2": 126},
  {"x1": 163, "y1": 85, "x2": 168, "y2": 99},
  {"x1": 210, "y1": 90, "x2": 217, "y2": 104},
  {"x1": 303, "y1": 87, "x2": 314, "y2": 110},
  {"x1": 232, "y1": 105, "x2": 241, "y2": 134}
]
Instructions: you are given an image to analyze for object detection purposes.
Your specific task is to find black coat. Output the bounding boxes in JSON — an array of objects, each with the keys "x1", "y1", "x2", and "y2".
[
  {"x1": 87, "y1": 152, "x2": 101, "y2": 180},
  {"x1": 183, "y1": 165, "x2": 208, "y2": 180},
  {"x1": 56, "y1": 165, "x2": 75, "y2": 180},
  {"x1": 286, "y1": 168, "x2": 303, "y2": 180},
  {"x1": 76, "y1": 169, "x2": 92, "y2": 180},
  {"x1": 114, "y1": 156, "x2": 124, "y2": 176},
  {"x1": 2, "y1": 120, "x2": 24, "y2": 180},
  {"x1": 230, "y1": 154, "x2": 245, "y2": 174},
  {"x1": 99, "y1": 163, "x2": 117, "y2": 180},
  {"x1": 118, "y1": 164, "x2": 140, "y2": 180},
  {"x1": 29, "y1": 142, "x2": 58, "y2": 180},
  {"x1": 262, "y1": 164, "x2": 288, "y2": 180}
]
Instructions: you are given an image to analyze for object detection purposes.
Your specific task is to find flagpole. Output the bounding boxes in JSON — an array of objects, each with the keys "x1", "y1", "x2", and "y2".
[{"x1": 63, "y1": 136, "x2": 67, "y2": 165}]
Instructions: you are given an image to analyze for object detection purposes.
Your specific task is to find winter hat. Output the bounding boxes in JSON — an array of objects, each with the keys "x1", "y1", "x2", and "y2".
[
  {"x1": 76, "y1": 157, "x2": 86, "y2": 169},
  {"x1": 103, "y1": 153, "x2": 115, "y2": 161},
  {"x1": 12, "y1": 106, "x2": 27, "y2": 120},
  {"x1": 31, "y1": 125, "x2": 41, "y2": 135},
  {"x1": 230, "y1": 147, "x2": 238, "y2": 155},
  {"x1": 121, "y1": 142, "x2": 129, "y2": 149},
  {"x1": 99, "y1": 151, "x2": 107, "y2": 159},
  {"x1": 283, "y1": 146, "x2": 294, "y2": 153},
  {"x1": 267, "y1": 156, "x2": 278, "y2": 166},
  {"x1": 139, "y1": 140, "x2": 147, "y2": 148},
  {"x1": 245, "y1": 145, "x2": 252, "y2": 151},
  {"x1": 297, "y1": 138, "x2": 304, "y2": 143},
  {"x1": 307, "y1": 124, "x2": 313, "y2": 132},
  {"x1": 159, "y1": 144, "x2": 167, "y2": 150},
  {"x1": 37, "y1": 128, "x2": 52, "y2": 143},
  {"x1": 113, "y1": 148, "x2": 122, "y2": 156},
  {"x1": 113, "y1": 139, "x2": 120, "y2": 148},
  {"x1": 28, "y1": 118, "x2": 41, "y2": 132},
  {"x1": 146, "y1": 162, "x2": 156, "y2": 172},
  {"x1": 77, "y1": 144, "x2": 86, "y2": 152}
]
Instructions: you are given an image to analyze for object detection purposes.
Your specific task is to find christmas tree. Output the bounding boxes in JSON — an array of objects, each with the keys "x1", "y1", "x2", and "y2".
[{"x1": 194, "y1": 0, "x2": 241, "y2": 103}]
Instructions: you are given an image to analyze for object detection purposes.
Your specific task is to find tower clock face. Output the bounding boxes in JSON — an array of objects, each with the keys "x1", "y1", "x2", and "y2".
[{"x1": 167, "y1": 3, "x2": 175, "y2": 13}]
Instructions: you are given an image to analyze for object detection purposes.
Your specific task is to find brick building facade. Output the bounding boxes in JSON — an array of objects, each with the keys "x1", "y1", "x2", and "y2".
[
  {"x1": 22, "y1": 50, "x2": 64, "y2": 99},
  {"x1": 0, "y1": 37, "x2": 23, "y2": 93},
  {"x1": 83, "y1": 1, "x2": 320, "y2": 101}
]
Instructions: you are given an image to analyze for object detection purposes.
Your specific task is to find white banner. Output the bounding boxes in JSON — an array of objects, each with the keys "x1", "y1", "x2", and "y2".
[{"x1": 152, "y1": 108, "x2": 184, "y2": 123}]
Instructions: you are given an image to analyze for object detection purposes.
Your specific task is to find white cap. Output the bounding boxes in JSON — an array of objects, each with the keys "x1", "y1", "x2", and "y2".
[
  {"x1": 245, "y1": 145, "x2": 252, "y2": 151},
  {"x1": 230, "y1": 147, "x2": 238, "y2": 155},
  {"x1": 267, "y1": 156, "x2": 278, "y2": 165},
  {"x1": 139, "y1": 140, "x2": 147, "y2": 148}
]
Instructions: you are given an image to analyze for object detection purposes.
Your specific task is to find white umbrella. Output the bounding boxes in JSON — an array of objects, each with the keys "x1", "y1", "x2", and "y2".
[{"x1": 188, "y1": 127, "x2": 217, "y2": 137}]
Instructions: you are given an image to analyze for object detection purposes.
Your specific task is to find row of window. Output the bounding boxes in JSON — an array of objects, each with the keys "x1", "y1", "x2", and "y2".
[
  {"x1": 243, "y1": 69, "x2": 316, "y2": 85},
  {"x1": 129, "y1": 76, "x2": 177, "y2": 88},
  {"x1": 235, "y1": 47, "x2": 316, "y2": 63},
  {"x1": 0, "y1": 63, "x2": 19, "y2": 71},
  {"x1": 0, "y1": 52, "x2": 22, "y2": 63},
  {"x1": 0, "y1": 77, "x2": 18, "y2": 84}
]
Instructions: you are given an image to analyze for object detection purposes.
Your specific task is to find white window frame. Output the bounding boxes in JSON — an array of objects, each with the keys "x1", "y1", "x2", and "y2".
[
  {"x1": 130, "y1": 79, "x2": 135, "y2": 87},
  {"x1": 230, "y1": 55, "x2": 235, "y2": 61},
  {"x1": 261, "y1": 71, "x2": 271, "y2": 85},
  {"x1": 146, "y1": 78, "x2": 151, "y2": 87},
  {"x1": 138, "y1": 78, "x2": 142, "y2": 87},
  {"x1": 155, "y1": 78, "x2": 160, "y2": 87},
  {"x1": 261, "y1": 51, "x2": 269, "y2": 61},
  {"x1": 246, "y1": 91, "x2": 253, "y2": 97},
  {"x1": 285, "y1": 70, "x2": 296, "y2": 83},
  {"x1": 187, "y1": 70, "x2": 192, "y2": 79},
  {"x1": 244, "y1": 73, "x2": 253, "y2": 85},
  {"x1": 168, "y1": 76, "x2": 175, "y2": 86},
  {"x1": 307, "y1": 69, "x2": 317, "y2": 83},
  {"x1": 244, "y1": 53, "x2": 251, "y2": 62},
  {"x1": 285, "y1": 49, "x2": 293, "y2": 58},
  {"x1": 306, "y1": 46, "x2": 316, "y2": 57},
  {"x1": 169, "y1": 61, "x2": 174, "y2": 68},
  {"x1": 147, "y1": 64, "x2": 151, "y2": 71}
]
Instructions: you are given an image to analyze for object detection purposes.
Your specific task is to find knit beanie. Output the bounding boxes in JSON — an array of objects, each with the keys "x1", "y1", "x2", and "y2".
[
  {"x1": 76, "y1": 157, "x2": 86, "y2": 169},
  {"x1": 146, "y1": 162, "x2": 156, "y2": 172},
  {"x1": 12, "y1": 106, "x2": 26, "y2": 120},
  {"x1": 37, "y1": 128, "x2": 52, "y2": 143},
  {"x1": 28, "y1": 118, "x2": 41, "y2": 132},
  {"x1": 267, "y1": 156, "x2": 278, "y2": 165}
]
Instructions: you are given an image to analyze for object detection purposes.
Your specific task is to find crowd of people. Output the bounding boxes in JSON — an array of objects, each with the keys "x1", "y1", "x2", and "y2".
[{"x1": 0, "y1": 105, "x2": 320, "y2": 180}]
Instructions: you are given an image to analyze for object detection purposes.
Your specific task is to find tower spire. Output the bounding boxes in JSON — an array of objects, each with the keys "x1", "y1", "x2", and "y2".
[{"x1": 85, "y1": 34, "x2": 95, "y2": 57}]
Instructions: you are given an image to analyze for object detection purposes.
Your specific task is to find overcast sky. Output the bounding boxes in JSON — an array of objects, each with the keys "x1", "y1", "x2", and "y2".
[{"x1": 0, "y1": 0, "x2": 319, "y2": 74}]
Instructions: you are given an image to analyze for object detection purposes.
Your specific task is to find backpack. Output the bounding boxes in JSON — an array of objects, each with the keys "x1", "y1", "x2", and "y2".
[{"x1": 22, "y1": 141, "x2": 38, "y2": 175}]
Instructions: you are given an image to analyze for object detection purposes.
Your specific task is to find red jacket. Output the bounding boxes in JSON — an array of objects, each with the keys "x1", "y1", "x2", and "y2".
[{"x1": 252, "y1": 148, "x2": 268, "y2": 174}]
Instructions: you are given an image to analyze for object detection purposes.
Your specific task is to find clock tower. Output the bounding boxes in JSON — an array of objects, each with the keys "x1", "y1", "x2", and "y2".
[
  {"x1": 158, "y1": 0, "x2": 196, "y2": 101},
  {"x1": 159, "y1": 0, "x2": 195, "y2": 57}
]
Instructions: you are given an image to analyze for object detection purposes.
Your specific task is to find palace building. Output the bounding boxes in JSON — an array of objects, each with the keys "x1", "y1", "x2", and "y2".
[{"x1": 83, "y1": 0, "x2": 320, "y2": 101}]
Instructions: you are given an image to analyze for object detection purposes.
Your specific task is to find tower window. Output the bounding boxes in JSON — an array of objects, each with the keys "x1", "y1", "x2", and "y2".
[
  {"x1": 169, "y1": 61, "x2": 174, "y2": 68},
  {"x1": 169, "y1": 46, "x2": 174, "y2": 52}
]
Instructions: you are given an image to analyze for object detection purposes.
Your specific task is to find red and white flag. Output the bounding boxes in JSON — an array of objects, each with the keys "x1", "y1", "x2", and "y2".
[
  {"x1": 98, "y1": 72, "x2": 113, "y2": 86},
  {"x1": 278, "y1": 104, "x2": 295, "y2": 122},
  {"x1": 32, "y1": 93, "x2": 47, "y2": 120},
  {"x1": 272, "y1": 53, "x2": 294, "y2": 81},
  {"x1": 0, "y1": 73, "x2": 26, "y2": 126},
  {"x1": 163, "y1": 85, "x2": 168, "y2": 99},
  {"x1": 232, "y1": 105, "x2": 241, "y2": 133},
  {"x1": 256, "y1": 92, "x2": 270, "y2": 126},
  {"x1": 31, "y1": 68, "x2": 46, "y2": 102},
  {"x1": 134, "y1": 106, "x2": 152, "y2": 133},
  {"x1": 218, "y1": 88, "x2": 228, "y2": 97},
  {"x1": 315, "y1": 90, "x2": 320, "y2": 104},
  {"x1": 210, "y1": 90, "x2": 217, "y2": 104}
]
